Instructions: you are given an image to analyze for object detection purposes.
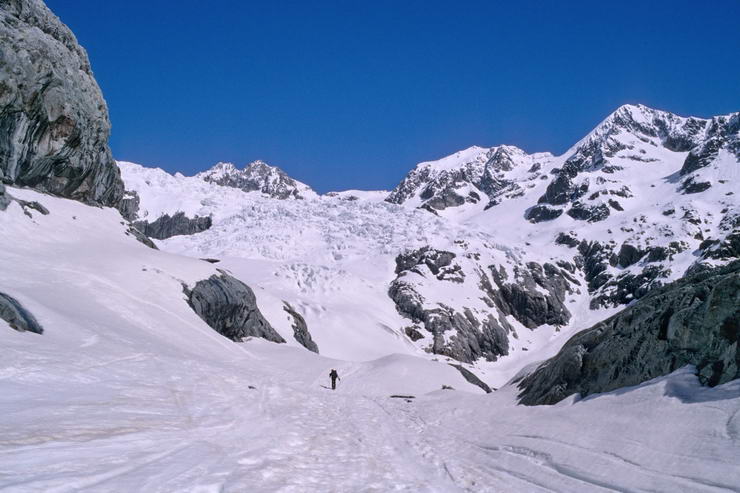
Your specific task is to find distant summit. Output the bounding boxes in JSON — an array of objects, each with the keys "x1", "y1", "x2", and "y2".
[{"x1": 196, "y1": 160, "x2": 316, "y2": 199}]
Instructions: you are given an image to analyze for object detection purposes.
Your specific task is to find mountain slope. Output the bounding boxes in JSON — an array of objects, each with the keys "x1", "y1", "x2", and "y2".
[
  {"x1": 196, "y1": 160, "x2": 316, "y2": 199},
  {"x1": 118, "y1": 104, "x2": 739, "y2": 384}
]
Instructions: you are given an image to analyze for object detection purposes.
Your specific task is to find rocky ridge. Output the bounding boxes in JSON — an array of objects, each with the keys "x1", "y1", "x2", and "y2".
[
  {"x1": 0, "y1": 0, "x2": 124, "y2": 207},
  {"x1": 516, "y1": 260, "x2": 740, "y2": 406},
  {"x1": 196, "y1": 160, "x2": 315, "y2": 200}
]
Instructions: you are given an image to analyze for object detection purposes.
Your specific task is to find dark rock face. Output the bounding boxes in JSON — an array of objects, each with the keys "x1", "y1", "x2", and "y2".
[
  {"x1": 125, "y1": 225, "x2": 158, "y2": 250},
  {"x1": 184, "y1": 272, "x2": 284, "y2": 344},
  {"x1": 394, "y1": 247, "x2": 461, "y2": 280},
  {"x1": 517, "y1": 261, "x2": 740, "y2": 406},
  {"x1": 0, "y1": 292, "x2": 43, "y2": 334},
  {"x1": 404, "y1": 325, "x2": 424, "y2": 341},
  {"x1": 0, "y1": 183, "x2": 10, "y2": 210},
  {"x1": 679, "y1": 113, "x2": 739, "y2": 176},
  {"x1": 389, "y1": 247, "x2": 578, "y2": 363},
  {"x1": 388, "y1": 254, "x2": 512, "y2": 364},
  {"x1": 616, "y1": 243, "x2": 644, "y2": 268},
  {"x1": 525, "y1": 204, "x2": 563, "y2": 223},
  {"x1": 197, "y1": 160, "x2": 313, "y2": 199},
  {"x1": 283, "y1": 301, "x2": 319, "y2": 353},
  {"x1": 133, "y1": 212, "x2": 212, "y2": 240},
  {"x1": 488, "y1": 263, "x2": 572, "y2": 329},
  {"x1": 537, "y1": 167, "x2": 585, "y2": 206},
  {"x1": 386, "y1": 146, "x2": 534, "y2": 211},
  {"x1": 555, "y1": 232, "x2": 580, "y2": 248},
  {"x1": 0, "y1": 0, "x2": 124, "y2": 207},
  {"x1": 118, "y1": 190, "x2": 140, "y2": 221},
  {"x1": 449, "y1": 364, "x2": 492, "y2": 393},
  {"x1": 680, "y1": 177, "x2": 712, "y2": 194},
  {"x1": 566, "y1": 202, "x2": 610, "y2": 222}
]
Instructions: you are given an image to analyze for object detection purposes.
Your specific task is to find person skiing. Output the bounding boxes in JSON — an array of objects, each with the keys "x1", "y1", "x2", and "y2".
[{"x1": 329, "y1": 369, "x2": 340, "y2": 390}]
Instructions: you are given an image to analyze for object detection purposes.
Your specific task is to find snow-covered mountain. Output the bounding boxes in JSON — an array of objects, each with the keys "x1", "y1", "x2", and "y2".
[
  {"x1": 196, "y1": 160, "x2": 316, "y2": 200},
  {"x1": 113, "y1": 104, "x2": 739, "y2": 376},
  {"x1": 2, "y1": 1, "x2": 739, "y2": 489}
]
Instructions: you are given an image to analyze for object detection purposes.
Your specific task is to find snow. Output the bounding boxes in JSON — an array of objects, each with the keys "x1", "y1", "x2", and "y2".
[{"x1": 2, "y1": 106, "x2": 738, "y2": 490}]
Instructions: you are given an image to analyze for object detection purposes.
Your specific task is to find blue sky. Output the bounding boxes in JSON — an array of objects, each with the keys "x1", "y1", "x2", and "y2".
[{"x1": 47, "y1": 0, "x2": 739, "y2": 192}]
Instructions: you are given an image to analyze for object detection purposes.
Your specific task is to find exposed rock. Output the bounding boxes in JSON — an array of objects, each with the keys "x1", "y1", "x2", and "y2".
[
  {"x1": 517, "y1": 261, "x2": 740, "y2": 406},
  {"x1": 388, "y1": 278, "x2": 512, "y2": 363},
  {"x1": 554, "y1": 232, "x2": 580, "y2": 248},
  {"x1": 524, "y1": 204, "x2": 563, "y2": 223},
  {"x1": 488, "y1": 262, "x2": 572, "y2": 329},
  {"x1": 118, "y1": 190, "x2": 140, "y2": 221},
  {"x1": 679, "y1": 113, "x2": 739, "y2": 175},
  {"x1": 616, "y1": 243, "x2": 644, "y2": 268},
  {"x1": 449, "y1": 364, "x2": 492, "y2": 393},
  {"x1": 0, "y1": 292, "x2": 43, "y2": 334},
  {"x1": 537, "y1": 167, "x2": 586, "y2": 206},
  {"x1": 0, "y1": 0, "x2": 124, "y2": 206},
  {"x1": 404, "y1": 325, "x2": 424, "y2": 341},
  {"x1": 680, "y1": 177, "x2": 712, "y2": 194},
  {"x1": 125, "y1": 225, "x2": 158, "y2": 250},
  {"x1": 184, "y1": 272, "x2": 284, "y2": 344},
  {"x1": 283, "y1": 301, "x2": 319, "y2": 353},
  {"x1": 577, "y1": 240, "x2": 613, "y2": 292},
  {"x1": 16, "y1": 199, "x2": 49, "y2": 216},
  {"x1": 386, "y1": 145, "x2": 549, "y2": 211},
  {"x1": 566, "y1": 201, "x2": 610, "y2": 222},
  {"x1": 590, "y1": 265, "x2": 669, "y2": 309},
  {"x1": 0, "y1": 183, "x2": 10, "y2": 210},
  {"x1": 394, "y1": 247, "x2": 460, "y2": 280},
  {"x1": 133, "y1": 212, "x2": 212, "y2": 240},
  {"x1": 196, "y1": 160, "x2": 314, "y2": 199}
]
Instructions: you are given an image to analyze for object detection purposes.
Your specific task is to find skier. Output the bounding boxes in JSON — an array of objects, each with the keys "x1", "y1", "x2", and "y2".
[{"x1": 329, "y1": 369, "x2": 340, "y2": 390}]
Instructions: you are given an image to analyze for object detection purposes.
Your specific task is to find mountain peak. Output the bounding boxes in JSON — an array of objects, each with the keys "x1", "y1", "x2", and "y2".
[{"x1": 196, "y1": 159, "x2": 315, "y2": 200}]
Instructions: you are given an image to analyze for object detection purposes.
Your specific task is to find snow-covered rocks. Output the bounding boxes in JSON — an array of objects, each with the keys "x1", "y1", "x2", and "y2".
[
  {"x1": 196, "y1": 160, "x2": 316, "y2": 199},
  {"x1": 117, "y1": 104, "x2": 739, "y2": 373}
]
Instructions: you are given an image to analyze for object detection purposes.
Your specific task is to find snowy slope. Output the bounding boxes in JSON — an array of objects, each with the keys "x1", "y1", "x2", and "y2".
[
  {"x1": 2, "y1": 108, "x2": 739, "y2": 491},
  {"x1": 1, "y1": 189, "x2": 737, "y2": 491},
  {"x1": 114, "y1": 104, "x2": 739, "y2": 388}
]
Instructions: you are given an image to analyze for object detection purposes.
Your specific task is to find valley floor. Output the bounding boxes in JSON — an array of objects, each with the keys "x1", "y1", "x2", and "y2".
[{"x1": 2, "y1": 339, "x2": 739, "y2": 493}]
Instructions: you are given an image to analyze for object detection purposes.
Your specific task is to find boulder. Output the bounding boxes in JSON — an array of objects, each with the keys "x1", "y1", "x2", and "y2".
[
  {"x1": 184, "y1": 272, "x2": 284, "y2": 343},
  {"x1": 0, "y1": 292, "x2": 43, "y2": 334}
]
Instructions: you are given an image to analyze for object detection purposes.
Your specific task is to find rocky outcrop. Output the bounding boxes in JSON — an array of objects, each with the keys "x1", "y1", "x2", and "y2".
[
  {"x1": 133, "y1": 212, "x2": 212, "y2": 240},
  {"x1": 0, "y1": 292, "x2": 43, "y2": 334},
  {"x1": 196, "y1": 160, "x2": 314, "y2": 199},
  {"x1": 389, "y1": 275, "x2": 512, "y2": 363},
  {"x1": 516, "y1": 261, "x2": 740, "y2": 406},
  {"x1": 0, "y1": 0, "x2": 124, "y2": 207},
  {"x1": 679, "y1": 113, "x2": 739, "y2": 176},
  {"x1": 184, "y1": 272, "x2": 284, "y2": 344},
  {"x1": 0, "y1": 183, "x2": 11, "y2": 211},
  {"x1": 487, "y1": 262, "x2": 573, "y2": 329},
  {"x1": 283, "y1": 301, "x2": 319, "y2": 353},
  {"x1": 525, "y1": 205, "x2": 563, "y2": 223},
  {"x1": 449, "y1": 364, "x2": 493, "y2": 393},
  {"x1": 118, "y1": 190, "x2": 140, "y2": 221},
  {"x1": 386, "y1": 145, "x2": 550, "y2": 212}
]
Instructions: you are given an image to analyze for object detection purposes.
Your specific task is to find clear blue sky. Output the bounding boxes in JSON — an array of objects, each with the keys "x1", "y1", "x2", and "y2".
[{"x1": 46, "y1": 0, "x2": 739, "y2": 192}]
